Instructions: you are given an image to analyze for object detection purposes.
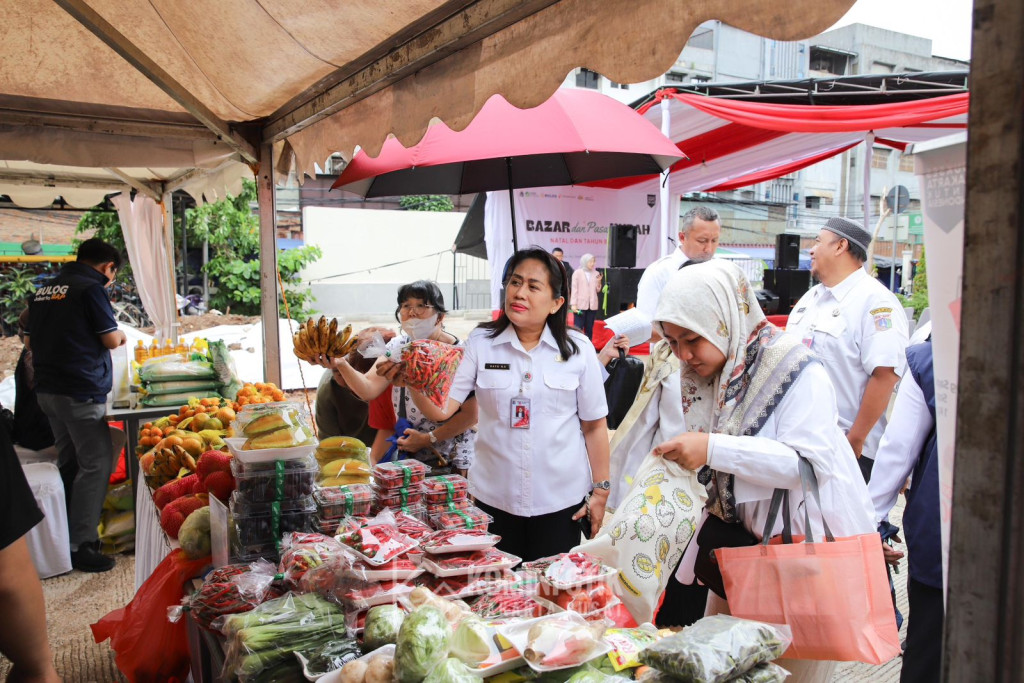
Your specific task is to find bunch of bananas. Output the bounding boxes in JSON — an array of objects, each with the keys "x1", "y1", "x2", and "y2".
[
  {"x1": 292, "y1": 316, "x2": 358, "y2": 363},
  {"x1": 143, "y1": 444, "x2": 198, "y2": 489}
]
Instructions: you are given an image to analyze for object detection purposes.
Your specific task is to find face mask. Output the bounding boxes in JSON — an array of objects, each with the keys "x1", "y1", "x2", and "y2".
[{"x1": 401, "y1": 314, "x2": 439, "y2": 340}]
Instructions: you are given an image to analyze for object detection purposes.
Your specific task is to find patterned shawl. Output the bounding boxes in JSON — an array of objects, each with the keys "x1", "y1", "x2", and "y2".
[{"x1": 653, "y1": 260, "x2": 814, "y2": 522}]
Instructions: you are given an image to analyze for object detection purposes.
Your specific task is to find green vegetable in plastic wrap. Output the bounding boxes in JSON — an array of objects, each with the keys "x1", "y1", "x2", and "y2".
[
  {"x1": 450, "y1": 617, "x2": 491, "y2": 665},
  {"x1": 637, "y1": 615, "x2": 790, "y2": 683},
  {"x1": 395, "y1": 606, "x2": 452, "y2": 683},
  {"x1": 363, "y1": 605, "x2": 406, "y2": 653},
  {"x1": 423, "y1": 657, "x2": 483, "y2": 683},
  {"x1": 303, "y1": 639, "x2": 362, "y2": 678}
]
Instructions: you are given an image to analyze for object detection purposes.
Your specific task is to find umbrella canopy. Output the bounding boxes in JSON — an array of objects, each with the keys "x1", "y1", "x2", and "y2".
[{"x1": 332, "y1": 89, "x2": 682, "y2": 197}]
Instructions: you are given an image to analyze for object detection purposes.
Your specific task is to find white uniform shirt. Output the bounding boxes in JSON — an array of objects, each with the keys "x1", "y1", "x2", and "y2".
[
  {"x1": 677, "y1": 362, "x2": 876, "y2": 583},
  {"x1": 449, "y1": 325, "x2": 608, "y2": 516},
  {"x1": 635, "y1": 249, "x2": 689, "y2": 325},
  {"x1": 868, "y1": 369, "x2": 933, "y2": 525},
  {"x1": 786, "y1": 267, "x2": 909, "y2": 460}
]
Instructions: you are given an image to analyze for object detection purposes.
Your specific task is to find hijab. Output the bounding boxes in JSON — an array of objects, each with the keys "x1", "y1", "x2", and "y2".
[{"x1": 653, "y1": 260, "x2": 815, "y2": 522}]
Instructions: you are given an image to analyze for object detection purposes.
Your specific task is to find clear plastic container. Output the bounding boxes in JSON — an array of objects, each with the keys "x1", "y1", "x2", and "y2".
[
  {"x1": 429, "y1": 506, "x2": 493, "y2": 531},
  {"x1": 373, "y1": 485, "x2": 423, "y2": 509},
  {"x1": 420, "y1": 548, "x2": 520, "y2": 578},
  {"x1": 315, "y1": 484, "x2": 374, "y2": 519},
  {"x1": 230, "y1": 493, "x2": 316, "y2": 549},
  {"x1": 420, "y1": 474, "x2": 470, "y2": 505},
  {"x1": 372, "y1": 460, "x2": 429, "y2": 489},
  {"x1": 426, "y1": 499, "x2": 473, "y2": 517},
  {"x1": 230, "y1": 453, "x2": 318, "y2": 503}
]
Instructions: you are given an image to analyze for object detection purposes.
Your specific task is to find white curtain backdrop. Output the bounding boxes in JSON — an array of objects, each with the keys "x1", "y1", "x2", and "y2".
[{"x1": 113, "y1": 194, "x2": 177, "y2": 340}]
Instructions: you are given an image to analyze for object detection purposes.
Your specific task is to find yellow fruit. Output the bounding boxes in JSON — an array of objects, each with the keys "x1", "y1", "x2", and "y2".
[
  {"x1": 242, "y1": 427, "x2": 314, "y2": 450},
  {"x1": 205, "y1": 417, "x2": 224, "y2": 431},
  {"x1": 319, "y1": 473, "x2": 372, "y2": 487},
  {"x1": 242, "y1": 413, "x2": 290, "y2": 437},
  {"x1": 191, "y1": 413, "x2": 210, "y2": 430},
  {"x1": 320, "y1": 458, "x2": 371, "y2": 478},
  {"x1": 182, "y1": 437, "x2": 204, "y2": 457}
]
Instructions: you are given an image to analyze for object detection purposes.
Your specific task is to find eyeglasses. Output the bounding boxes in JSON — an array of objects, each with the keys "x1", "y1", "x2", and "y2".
[{"x1": 399, "y1": 303, "x2": 435, "y2": 317}]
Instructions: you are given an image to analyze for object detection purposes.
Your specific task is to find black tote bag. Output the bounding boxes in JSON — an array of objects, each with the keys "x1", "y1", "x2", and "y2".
[{"x1": 603, "y1": 349, "x2": 645, "y2": 429}]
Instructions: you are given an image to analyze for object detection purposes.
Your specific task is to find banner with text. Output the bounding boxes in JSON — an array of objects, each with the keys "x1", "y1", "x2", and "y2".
[
  {"x1": 914, "y1": 134, "x2": 966, "y2": 596},
  {"x1": 484, "y1": 186, "x2": 667, "y2": 309}
]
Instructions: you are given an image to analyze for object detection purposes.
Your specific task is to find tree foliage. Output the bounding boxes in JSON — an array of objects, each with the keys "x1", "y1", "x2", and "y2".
[
  {"x1": 76, "y1": 181, "x2": 322, "y2": 317},
  {"x1": 898, "y1": 248, "x2": 929, "y2": 319},
  {"x1": 399, "y1": 195, "x2": 454, "y2": 212}
]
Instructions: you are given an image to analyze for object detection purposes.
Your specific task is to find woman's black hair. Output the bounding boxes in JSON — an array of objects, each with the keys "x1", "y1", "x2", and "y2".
[
  {"x1": 394, "y1": 280, "x2": 447, "y2": 322},
  {"x1": 479, "y1": 247, "x2": 580, "y2": 358}
]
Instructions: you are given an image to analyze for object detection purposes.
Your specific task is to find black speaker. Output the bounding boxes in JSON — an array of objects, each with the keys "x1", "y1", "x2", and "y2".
[
  {"x1": 774, "y1": 233, "x2": 801, "y2": 270},
  {"x1": 608, "y1": 224, "x2": 638, "y2": 268},
  {"x1": 601, "y1": 268, "x2": 644, "y2": 318},
  {"x1": 763, "y1": 269, "x2": 811, "y2": 315}
]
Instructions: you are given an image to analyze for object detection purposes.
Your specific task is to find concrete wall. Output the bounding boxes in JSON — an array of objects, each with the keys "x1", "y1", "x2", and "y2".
[{"x1": 299, "y1": 206, "x2": 490, "y2": 317}]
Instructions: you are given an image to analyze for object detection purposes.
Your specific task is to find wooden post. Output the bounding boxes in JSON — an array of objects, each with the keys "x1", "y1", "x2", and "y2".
[
  {"x1": 161, "y1": 192, "x2": 178, "y2": 343},
  {"x1": 944, "y1": 0, "x2": 1024, "y2": 679},
  {"x1": 256, "y1": 143, "x2": 282, "y2": 386}
]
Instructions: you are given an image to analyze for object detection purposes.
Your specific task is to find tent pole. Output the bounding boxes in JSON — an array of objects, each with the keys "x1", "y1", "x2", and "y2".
[
  {"x1": 660, "y1": 97, "x2": 672, "y2": 258},
  {"x1": 863, "y1": 132, "x2": 873, "y2": 273},
  {"x1": 506, "y1": 158, "x2": 518, "y2": 252},
  {"x1": 257, "y1": 142, "x2": 282, "y2": 386}
]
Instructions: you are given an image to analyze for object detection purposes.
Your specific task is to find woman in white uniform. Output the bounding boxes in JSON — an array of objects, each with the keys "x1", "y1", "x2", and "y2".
[
  {"x1": 406, "y1": 248, "x2": 610, "y2": 561},
  {"x1": 650, "y1": 260, "x2": 874, "y2": 682}
]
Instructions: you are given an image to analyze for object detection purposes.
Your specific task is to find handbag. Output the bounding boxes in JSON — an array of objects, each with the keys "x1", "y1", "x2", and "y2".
[
  {"x1": 717, "y1": 458, "x2": 902, "y2": 664},
  {"x1": 692, "y1": 512, "x2": 758, "y2": 599},
  {"x1": 603, "y1": 349, "x2": 645, "y2": 429},
  {"x1": 384, "y1": 388, "x2": 452, "y2": 475}
]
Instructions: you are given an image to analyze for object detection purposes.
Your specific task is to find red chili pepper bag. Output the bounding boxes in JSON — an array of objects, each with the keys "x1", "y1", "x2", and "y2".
[{"x1": 400, "y1": 340, "x2": 464, "y2": 407}]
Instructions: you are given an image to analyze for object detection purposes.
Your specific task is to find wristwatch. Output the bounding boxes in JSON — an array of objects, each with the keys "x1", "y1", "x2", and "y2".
[
  {"x1": 427, "y1": 431, "x2": 438, "y2": 444},
  {"x1": 591, "y1": 480, "x2": 611, "y2": 491}
]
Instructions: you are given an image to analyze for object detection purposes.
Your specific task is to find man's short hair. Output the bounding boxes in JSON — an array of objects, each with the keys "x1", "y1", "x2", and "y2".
[
  {"x1": 552, "y1": 247, "x2": 564, "y2": 254},
  {"x1": 845, "y1": 239, "x2": 868, "y2": 263},
  {"x1": 77, "y1": 238, "x2": 123, "y2": 270},
  {"x1": 680, "y1": 206, "x2": 720, "y2": 235}
]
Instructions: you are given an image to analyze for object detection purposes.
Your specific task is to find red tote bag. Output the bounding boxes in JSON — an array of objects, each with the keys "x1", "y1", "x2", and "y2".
[{"x1": 717, "y1": 459, "x2": 901, "y2": 664}]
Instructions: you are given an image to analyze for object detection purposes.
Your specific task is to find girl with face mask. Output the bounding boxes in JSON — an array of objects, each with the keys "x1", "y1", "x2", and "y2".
[{"x1": 321, "y1": 281, "x2": 477, "y2": 473}]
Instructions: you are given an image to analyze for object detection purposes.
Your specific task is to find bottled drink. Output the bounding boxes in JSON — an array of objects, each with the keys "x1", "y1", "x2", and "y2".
[
  {"x1": 149, "y1": 339, "x2": 161, "y2": 358},
  {"x1": 135, "y1": 340, "x2": 150, "y2": 364}
]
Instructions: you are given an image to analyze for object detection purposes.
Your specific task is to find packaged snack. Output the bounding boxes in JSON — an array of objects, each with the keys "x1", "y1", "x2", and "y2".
[
  {"x1": 420, "y1": 529, "x2": 501, "y2": 555},
  {"x1": 420, "y1": 474, "x2": 470, "y2": 505},
  {"x1": 373, "y1": 460, "x2": 429, "y2": 489},
  {"x1": 230, "y1": 453, "x2": 318, "y2": 503},
  {"x1": 603, "y1": 627, "x2": 659, "y2": 672},
  {"x1": 420, "y1": 549, "x2": 520, "y2": 578},
  {"x1": 471, "y1": 590, "x2": 548, "y2": 619},
  {"x1": 316, "y1": 484, "x2": 374, "y2": 519},
  {"x1": 430, "y1": 506, "x2": 493, "y2": 531},
  {"x1": 399, "y1": 340, "x2": 465, "y2": 408},
  {"x1": 638, "y1": 616, "x2": 792, "y2": 683},
  {"x1": 338, "y1": 524, "x2": 418, "y2": 565}
]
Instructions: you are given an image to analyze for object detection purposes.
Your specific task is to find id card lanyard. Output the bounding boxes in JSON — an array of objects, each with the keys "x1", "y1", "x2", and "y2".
[{"x1": 510, "y1": 370, "x2": 532, "y2": 429}]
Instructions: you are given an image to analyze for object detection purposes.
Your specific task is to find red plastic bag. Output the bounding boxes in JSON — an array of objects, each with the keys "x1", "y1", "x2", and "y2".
[{"x1": 91, "y1": 549, "x2": 210, "y2": 682}]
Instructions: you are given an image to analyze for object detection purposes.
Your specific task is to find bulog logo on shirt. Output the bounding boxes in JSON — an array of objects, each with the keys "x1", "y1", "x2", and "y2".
[{"x1": 34, "y1": 284, "x2": 69, "y2": 302}]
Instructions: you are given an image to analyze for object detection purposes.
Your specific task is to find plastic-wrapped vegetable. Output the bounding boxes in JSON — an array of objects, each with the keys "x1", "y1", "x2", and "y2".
[
  {"x1": 636, "y1": 662, "x2": 790, "y2": 683},
  {"x1": 400, "y1": 340, "x2": 464, "y2": 408},
  {"x1": 637, "y1": 616, "x2": 791, "y2": 683},
  {"x1": 139, "y1": 354, "x2": 218, "y2": 382},
  {"x1": 450, "y1": 617, "x2": 491, "y2": 665},
  {"x1": 302, "y1": 638, "x2": 363, "y2": 678},
  {"x1": 394, "y1": 606, "x2": 453, "y2": 683},
  {"x1": 423, "y1": 657, "x2": 483, "y2": 683},
  {"x1": 363, "y1": 604, "x2": 407, "y2": 652}
]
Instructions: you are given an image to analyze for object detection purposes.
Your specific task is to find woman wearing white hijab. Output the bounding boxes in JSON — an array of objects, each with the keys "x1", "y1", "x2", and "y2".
[
  {"x1": 651, "y1": 260, "x2": 874, "y2": 682},
  {"x1": 570, "y1": 253, "x2": 601, "y2": 338}
]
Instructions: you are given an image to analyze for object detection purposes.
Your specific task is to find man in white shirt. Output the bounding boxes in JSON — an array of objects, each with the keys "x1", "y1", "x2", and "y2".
[
  {"x1": 635, "y1": 206, "x2": 721, "y2": 340},
  {"x1": 786, "y1": 217, "x2": 909, "y2": 482}
]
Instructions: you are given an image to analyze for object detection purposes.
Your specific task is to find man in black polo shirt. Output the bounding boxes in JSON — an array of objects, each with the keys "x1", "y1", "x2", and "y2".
[{"x1": 26, "y1": 238, "x2": 126, "y2": 573}]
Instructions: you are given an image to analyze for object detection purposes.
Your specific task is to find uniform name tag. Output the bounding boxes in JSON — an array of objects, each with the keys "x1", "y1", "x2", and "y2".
[{"x1": 484, "y1": 363, "x2": 510, "y2": 370}]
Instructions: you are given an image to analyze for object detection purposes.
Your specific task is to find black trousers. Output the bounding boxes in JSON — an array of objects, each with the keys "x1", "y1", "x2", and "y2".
[
  {"x1": 858, "y1": 454, "x2": 874, "y2": 483},
  {"x1": 655, "y1": 567, "x2": 709, "y2": 628},
  {"x1": 475, "y1": 498, "x2": 585, "y2": 563},
  {"x1": 577, "y1": 309, "x2": 598, "y2": 338},
  {"x1": 901, "y1": 578, "x2": 944, "y2": 683}
]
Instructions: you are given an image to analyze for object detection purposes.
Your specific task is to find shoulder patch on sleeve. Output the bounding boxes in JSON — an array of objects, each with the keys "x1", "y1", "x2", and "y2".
[{"x1": 870, "y1": 307, "x2": 893, "y2": 315}]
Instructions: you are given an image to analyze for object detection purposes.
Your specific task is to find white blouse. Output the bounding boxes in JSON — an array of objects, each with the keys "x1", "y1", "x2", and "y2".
[
  {"x1": 449, "y1": 325, "x2": 608, "y2": 516},
  {"x1": 676, "y1": 362, "x2": 876, "y2": 583}
]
